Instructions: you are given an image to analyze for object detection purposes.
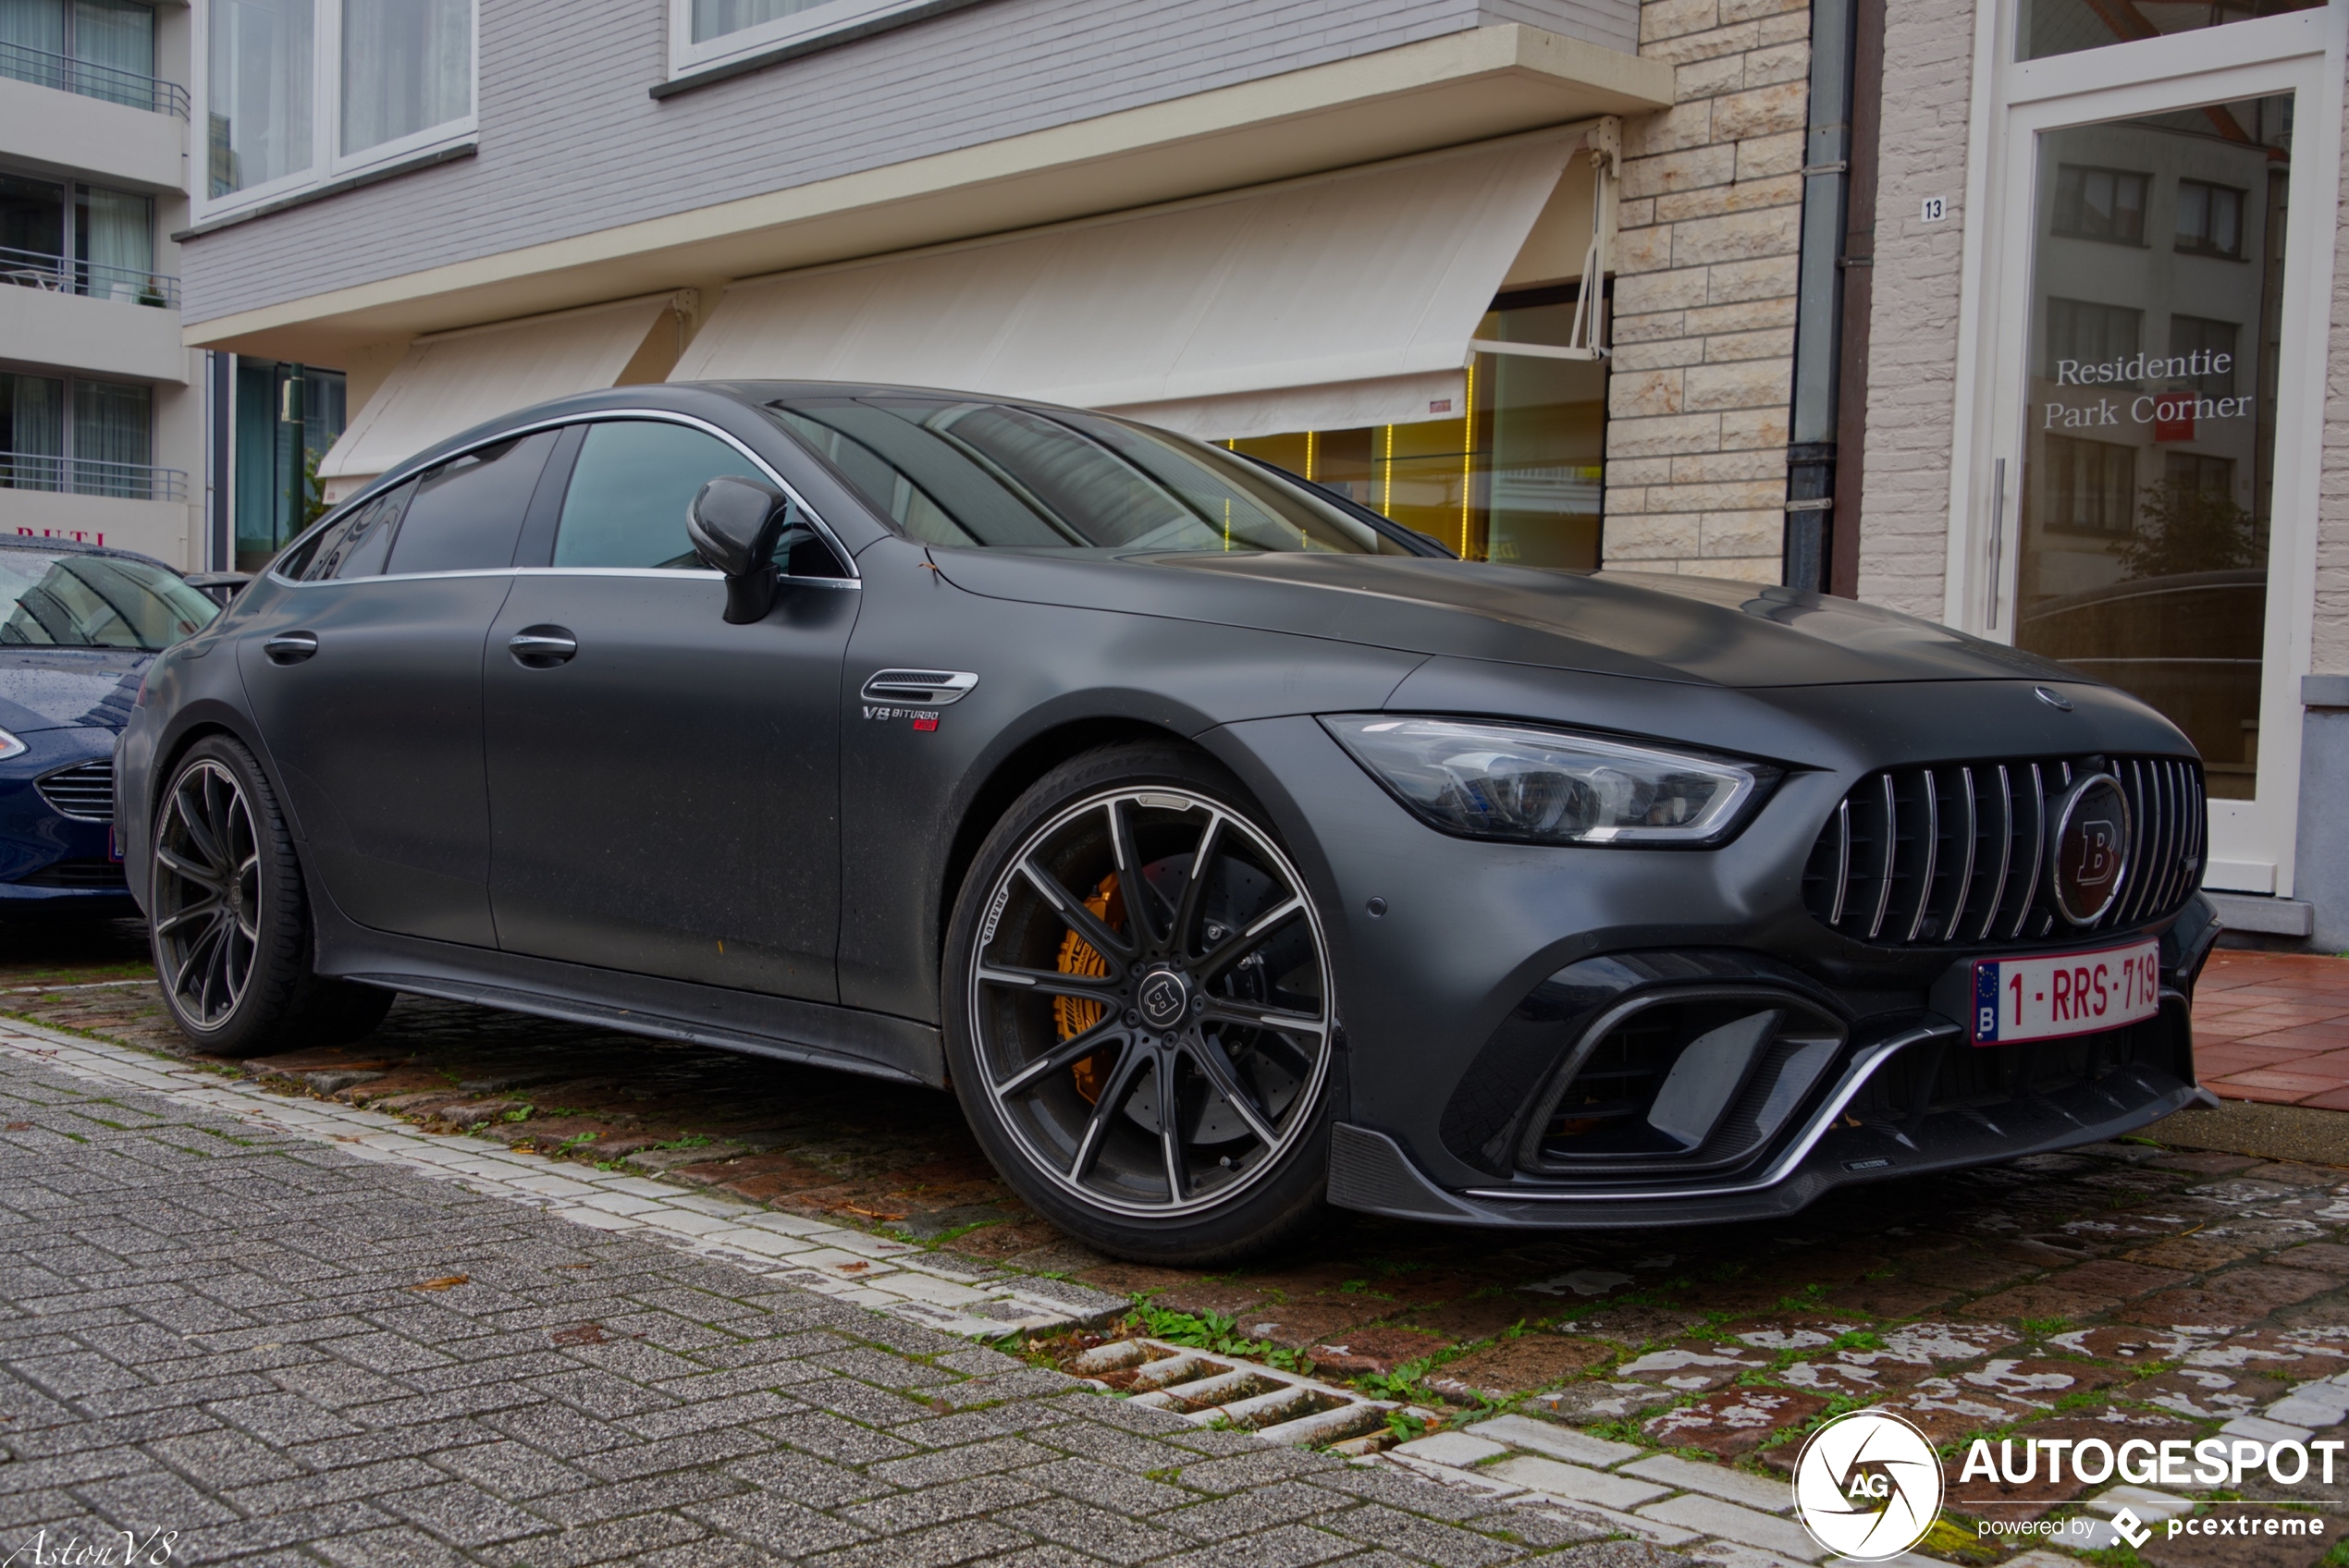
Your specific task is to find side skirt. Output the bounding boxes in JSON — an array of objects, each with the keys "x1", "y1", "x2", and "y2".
[{"x1": 314, "y1": 917, "x2": 945, "y2": 1087}]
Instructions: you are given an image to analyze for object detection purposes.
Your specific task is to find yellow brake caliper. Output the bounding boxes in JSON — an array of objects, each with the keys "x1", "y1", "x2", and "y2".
[{"x1": 1054, "y1": 873, "x2": 1122, "y2": 1102}]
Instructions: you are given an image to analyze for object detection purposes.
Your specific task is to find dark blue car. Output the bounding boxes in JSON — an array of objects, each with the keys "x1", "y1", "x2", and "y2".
[{"x1": 1, "y1": 536, "x2": 224, "y2": 917}]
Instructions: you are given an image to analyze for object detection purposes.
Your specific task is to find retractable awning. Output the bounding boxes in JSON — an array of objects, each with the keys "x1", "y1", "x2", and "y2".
[
  {"x1": 318, "y1": 293, "x2": 686, "y2": 482},
  {"x1": 670, "y1": 129, "x2": 1596, "y2": 440}
]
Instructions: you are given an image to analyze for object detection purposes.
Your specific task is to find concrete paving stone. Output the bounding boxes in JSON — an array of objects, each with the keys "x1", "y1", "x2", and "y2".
[
  {"x1": 523, "y1": 1467, "x2": 748, "y2": 1526},
  {"x1": 793, "y1": 1374, "x2": 941, "y2": 1426},
  {"x1": 1307, "y1": 1466, "x2": 1516, "y2": 1523},
  {"x1": 870, "y1": 1437, "x2": 1063, "y2": 1488},
  {"x1": 309, "y1": 1523, "x2": 481, "y2": 1568},
  {"x1": 763, "y1": 1407, "x2": 922, "y2": 1465},
  {"x1": 574, "y1": 1425, "x2": 773, "y2": 1482},
  {"x1": 1322, "y1": 1504, "x2": 1527, "y2": 1568},
  {"x1": 1619, "y1": 1454, "x2": 1794, "y2": 1514},
  {"x1": 1015, "y1": 1453, "x2": 1195, "y2": 1513},
  {"x1": 163, "y1": 1501, "x2": 401, "y2": 1562},
  {"x1": 424, "y1": 1436, "x2": 595, "y2": 1501},
  {"x1": 723, "y1": 1447, "x2": 897, "y2": 1507},
  {"x1": 804, "y1": 1516, "x2": 1033, "y2": 1568},
  {"x1": 482, "y1": 1510, "x2": 711, "y2": 1567},
  {"x1": 1158, "y1": 1480, "x2": 1359, "y2": 1538},
  {"x1": 2220, "y1": 1413, "x2": 2315, "y2": 1442},
  {"x1": 1466, "y1": 1415, "x2": 1644, "y2": 1468},
  {"x1": 1141, "y1": 1522, "x2": 1365, "y2": 1568},
  {"x1": 635, "y1": 1541, "x2": 797, "y2": 1568},
  {"x1": 811, "y1": 1344, "x2": 965, "y2": 1390},
  {"x1": 1483, "y1": 1454, "x2": 1668, "y2": 1512},
  {"x1": 144, "y1": 1425, "x2": 310, "y2": 1487},
  {"x1": 378, "y1": 1478, "x2": 558, "y2": 1547},
  {"x1": 1396, "y1": 1431, "x2": 1509, "y2": 1468},
  {"x1": 70, "y1": 1464, "x2": 244, "y2": 1528},
  {"x1": 1028, "y1": 1415, "x2": 1201, "y2": 1473},
  {"x1": 620, "y1": 1389, "x2": 804, "y2": 1441},
  {"x1": 683, "y1": 1491, "x2": 876, "y2": 1556},
  {"x1": 840, "y1": 1471, "x2": 1054, "y2": 1534},
  {"x1": 1635, "y1": 1493, "x2": 1823, "y2": 1562},
  {"x1": 1161, "y1": 1445, "x2": 1347, "y2": 1496},
  {"x1": 997, "y1": 1496, "x2": 1191, "y2": 1562}
]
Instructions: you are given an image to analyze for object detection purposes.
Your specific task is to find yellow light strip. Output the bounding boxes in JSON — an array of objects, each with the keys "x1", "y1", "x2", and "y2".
[
  {"x1": 1459, "y1": 360, "x2": 1475, "y2": 557},
  {"x1": 1381, "y1": 424, "x2": 1394, "y2": 513},
  {"x1": 1305, "y1": 428, "x2": 1318, "y2": 482}
]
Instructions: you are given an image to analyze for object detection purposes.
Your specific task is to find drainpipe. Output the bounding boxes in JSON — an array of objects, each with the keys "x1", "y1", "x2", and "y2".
[{"x1": 1782, "y1": 0, "x2": 1860, "y2": 593}]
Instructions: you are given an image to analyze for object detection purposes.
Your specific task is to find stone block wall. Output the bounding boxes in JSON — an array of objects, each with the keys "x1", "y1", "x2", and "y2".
[{"x1": 1599, "y1": 0, "x2": 1811, "y2": 582}]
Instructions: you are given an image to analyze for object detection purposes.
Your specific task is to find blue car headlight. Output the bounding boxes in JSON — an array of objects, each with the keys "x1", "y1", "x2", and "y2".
[
  {"x1": 1322, "y1": 715, "x2": 1771, "y2": 846},
  {"x1": 0, "y1": 726, "x2": 22, "y2": 761}
]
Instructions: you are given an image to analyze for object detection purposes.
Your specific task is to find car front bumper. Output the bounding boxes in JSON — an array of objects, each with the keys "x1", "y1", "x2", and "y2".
[
  {"x1": 1211, "y1": 704, "x2": 2213, "y2": 1228},
  {"x1": 0, "y1": 726, "x2": 131, "y2": 911}
]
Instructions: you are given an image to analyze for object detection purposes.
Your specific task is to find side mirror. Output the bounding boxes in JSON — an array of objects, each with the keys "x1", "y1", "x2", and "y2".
[{"x1": 688, "y1": 475, "x2": 790, "y2": 624}]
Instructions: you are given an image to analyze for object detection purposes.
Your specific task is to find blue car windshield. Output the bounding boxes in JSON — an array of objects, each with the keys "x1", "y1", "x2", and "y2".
[
  {"x1": 0, "y1": 550, "x2": 217, "y2": 650},
  {"x1": 767, "y1": 396, "x2": 1418, "y2": 555}
]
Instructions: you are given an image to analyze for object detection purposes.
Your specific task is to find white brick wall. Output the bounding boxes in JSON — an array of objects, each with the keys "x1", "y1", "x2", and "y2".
[
  {"x1": 2318, "y1": 78, "x2": 2349, "y2": 677},
  {"x1": 1850, "y1": 0, "x2": 1975, "y2": 619},
  {"x1": 1600, "y1": 0, "x2": 1811, "y2": 583}
]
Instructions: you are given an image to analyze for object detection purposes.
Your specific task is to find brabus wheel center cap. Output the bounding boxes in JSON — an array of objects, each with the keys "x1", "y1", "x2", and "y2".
[{"x1": 1137, "y1": 967, "x2": 1191, "y2": 1031}]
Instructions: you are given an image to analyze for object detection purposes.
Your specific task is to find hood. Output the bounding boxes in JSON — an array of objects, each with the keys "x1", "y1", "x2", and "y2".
[
  {"x1": 0, "y1": 648, "x2": 149, "y2": 735},
  {"x1": 929, "y1": 551, "x2": 2072, "y2": 689}
]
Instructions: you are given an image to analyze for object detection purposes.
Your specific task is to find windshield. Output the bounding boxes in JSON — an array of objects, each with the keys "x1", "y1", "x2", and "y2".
[
  {"x1": 766, "y1": 396, "x2": 1418, "y2": 555},
  {"x1": 0, "y1": 550, "x2": 218, "y2": 650}
]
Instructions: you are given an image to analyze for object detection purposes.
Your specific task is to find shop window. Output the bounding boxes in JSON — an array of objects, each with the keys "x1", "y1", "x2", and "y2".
[
  {"x1": 2017, "y1": 0, "x2": 2323, "y2": 62},
  {"x1": 1225, "y1": 288, "x2": 1606, "y2": 569},
  {"x1": 2017, "y1": 94, "x2": 2289, "y2": 802},
  {"x1": 233, "y1": 361, "x2": 347, "y2": 570},
  {"x1": 2052, "y1": 165, "x2": 2147, "y2": 246},
  {"x1": 2174, "y1": 178, "x2": 2244, "y2": 259}
]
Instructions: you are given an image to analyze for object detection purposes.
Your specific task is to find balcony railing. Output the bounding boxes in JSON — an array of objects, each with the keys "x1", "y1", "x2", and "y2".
[
  {"x1": 0, "y1": 40, "x2": 189, "y2": 117},
  {"x1": 0, "y1": 453, "x2": 187, "y2": 503},
  {"x1": 0, "y1": 246, "x2": 178, "y2": 308}
]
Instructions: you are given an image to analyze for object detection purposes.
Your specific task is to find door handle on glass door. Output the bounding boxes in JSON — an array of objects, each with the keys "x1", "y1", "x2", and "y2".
[
  {"x1": 264, "y1": 631, "x2": 318, "y2": 665},
  {"x1": 508, "y1": 627, "x2": 578, "y2": 668}
]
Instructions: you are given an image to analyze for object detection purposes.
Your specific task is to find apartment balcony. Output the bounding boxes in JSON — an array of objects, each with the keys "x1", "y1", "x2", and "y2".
[
  {"x1": 0, "y1": 271, "x2": 187, "y2": 382},
  {"x1": 1, "y1": 453, "x2": 187, "y2": 503},
  {"x1": 0, "y1": 44, "x2": 185, "y2": 191}
]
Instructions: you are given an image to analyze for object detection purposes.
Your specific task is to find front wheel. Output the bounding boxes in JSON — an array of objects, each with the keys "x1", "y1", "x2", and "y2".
[
  {"x1": 150, "y1": 735, "x2": 392, "y2": 1056},
  {"x1": 943, "y1": 743, "x2": 1337, "y2": 1265}
]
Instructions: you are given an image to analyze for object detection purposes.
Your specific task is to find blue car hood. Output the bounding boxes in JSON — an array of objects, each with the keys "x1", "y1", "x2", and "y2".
[{"x1": 0, "y1": 648, "x2": 149, "y2": 735}]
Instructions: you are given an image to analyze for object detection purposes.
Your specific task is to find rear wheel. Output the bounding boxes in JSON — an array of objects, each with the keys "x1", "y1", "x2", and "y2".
[
  {"x1": 943, "y1": 742, "x2": 1336, "y2": 1265},
  {"x1": 150, "y1": 735, "x2": 392, "y2": 1056}
]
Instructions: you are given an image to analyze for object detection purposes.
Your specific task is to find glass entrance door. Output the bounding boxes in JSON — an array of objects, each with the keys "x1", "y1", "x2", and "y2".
[
  {"x1": 1969, "y1": 6, "x2": 2341, "y2": 899},
  {"x1": 2012, "y1": 93, "x2": 2292, "y2": 806}
]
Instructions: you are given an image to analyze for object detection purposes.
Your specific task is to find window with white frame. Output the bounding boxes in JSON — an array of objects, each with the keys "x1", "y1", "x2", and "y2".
[
  {"x1": 670, "y1": 0, "x2": 944, "y2": 81},
  {"x1": 202, "y1": 0, "x2": 474, "y2": 213}
]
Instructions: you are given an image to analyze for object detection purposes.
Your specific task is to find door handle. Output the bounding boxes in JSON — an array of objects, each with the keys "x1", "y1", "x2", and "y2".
[
  {"x1": 508, "y1": 626, "x2": 578, "y2": 668},
  {"x1": 264, "y1": 631, "x2": 318, "y2": 665}
]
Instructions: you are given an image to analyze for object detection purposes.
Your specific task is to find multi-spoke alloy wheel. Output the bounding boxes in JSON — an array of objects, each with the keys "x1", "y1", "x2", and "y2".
[
  {"x1": 153, "y1": 757, "x2": 261, "y2": 1029},
  {"x1": 957, "y1": 768, "x2": 1334, "y2": 1240}
]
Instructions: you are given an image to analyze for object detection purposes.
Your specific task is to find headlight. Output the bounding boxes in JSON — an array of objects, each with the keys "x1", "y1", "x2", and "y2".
[
  {"x1": 1322, "y1": 716, "x2": 1770, "y2": 845},
  {"x1": 0, "y1": 727, "x2": 23, "y2": 761}
]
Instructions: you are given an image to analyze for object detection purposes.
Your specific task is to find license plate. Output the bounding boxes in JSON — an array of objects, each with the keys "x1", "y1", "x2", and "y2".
[{"x1": 1972, "y1": 940, "x2": 2160, "y2": 1045}]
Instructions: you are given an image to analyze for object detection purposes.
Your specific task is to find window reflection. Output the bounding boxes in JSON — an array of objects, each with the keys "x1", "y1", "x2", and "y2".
[
  {"x1": 2018, "y1": 0, "x2": 2323, "y2": 63},
  {"x1": 2015, "y1": 94, "x2": 2292, "y2": 801}
]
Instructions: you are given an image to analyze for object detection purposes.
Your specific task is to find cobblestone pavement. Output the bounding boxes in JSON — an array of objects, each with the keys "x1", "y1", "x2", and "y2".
[
  {"x1": 11, "y1": 928, "x2": 2349, "y2": 1566},
  {"x1": 2195, "y1": 952, "x2": 2349, "y2": 1109},
  {"x1": 0, "y1": 1044, "x2": 1652, "y2": 1568}
]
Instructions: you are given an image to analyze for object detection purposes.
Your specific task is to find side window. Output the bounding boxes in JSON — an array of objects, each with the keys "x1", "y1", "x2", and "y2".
[
  {"x1": 384, "y1": 431, "x2": 559, "y2": 576},
  {"x1": 281, "y1": 481, "x2": 414, "y2": 582},
  {"x1": 553, "y1": 421, "x2": 763, "y2": 570}
]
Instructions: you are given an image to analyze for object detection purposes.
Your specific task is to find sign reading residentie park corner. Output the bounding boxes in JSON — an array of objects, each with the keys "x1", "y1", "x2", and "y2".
[{"x1": 2042, "y1": 350, "x2": 2257, "y2": 432}]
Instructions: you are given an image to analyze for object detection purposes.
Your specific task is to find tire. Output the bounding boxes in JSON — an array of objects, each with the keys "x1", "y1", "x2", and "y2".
[
  {"x1": 148, "y1": 735, "x2": 393, "y2": 1057},
  {"x1": 943, "y1": 741, "x2": 1336, "y2": 1265}
]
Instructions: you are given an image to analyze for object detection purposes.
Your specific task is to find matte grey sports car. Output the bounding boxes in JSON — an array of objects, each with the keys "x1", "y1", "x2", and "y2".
[{"x1": 117, "y1": 383, "x2": 2219, "y2": 1263}]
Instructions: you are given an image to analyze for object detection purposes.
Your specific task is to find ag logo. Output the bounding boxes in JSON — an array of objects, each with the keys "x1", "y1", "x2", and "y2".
[{"x1": 1791, "y1": 1409, "x2": 1944, "y2": 1562}]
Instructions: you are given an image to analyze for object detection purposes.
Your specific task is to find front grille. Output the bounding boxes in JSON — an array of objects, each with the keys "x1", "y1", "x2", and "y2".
[
  {"x1": 1802, "y1": 754, "x2": 2202, "y2": 949},
  {"x1": 16, "y1": 859, "x2": 127, "y2": 888},
  {"x1": 35, "y1": 760, "x2": 114, "y2": 822}
]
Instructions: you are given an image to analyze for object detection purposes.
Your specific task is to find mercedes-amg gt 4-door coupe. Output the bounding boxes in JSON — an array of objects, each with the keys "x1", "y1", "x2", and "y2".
[{"x1": 117, "y1": 382, "x2": 2220, "y2": 1262}]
